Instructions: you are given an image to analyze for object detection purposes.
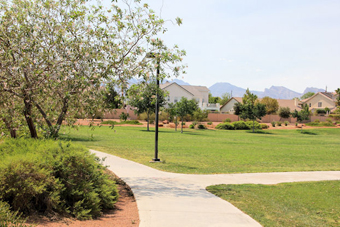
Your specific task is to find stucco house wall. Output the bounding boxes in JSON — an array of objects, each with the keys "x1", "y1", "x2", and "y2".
[
  {"x1": 304, "y1": 93, "x2": 335, "y2": 111},
  {"x1": 162, "y1": 83, "x2": 194, "y2": 104},
  {"x1": 220, "y1": 98, "x2": 242, "y2": 113}
]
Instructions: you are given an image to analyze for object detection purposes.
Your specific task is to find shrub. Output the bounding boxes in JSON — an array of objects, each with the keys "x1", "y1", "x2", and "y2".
[
  {"x1": 197, "y1": 124, "x2": 207, "y2": 129},
  {"x1": 0, "y1": 139, "x2": 118, "y2": 220},
  {"x1": 0, "y1": 201, "x2": 28, "y2": 227},
  {"x1": 326, "y1": 118, "x2": 333, "y2": 123},
  {"x1": 316, "y1": 109, "x2": 327, "y2": 115},
  {"x1": 314, "y1": 119, "x2": 320, "y2": 123},
  {"x1": 284, "y1": 121, "x2": 289, "y2": 126},
  {"x1": 260, "y1": 123, "x2": 269, "y2": 129},
  {"x1": 207, "y1": 122, "x2": 213, "y2": 125},
  {"x1": 245, "y1": 121, "x2": 261, "y2": 130},
  {"x1": 233, "y1": 121, "x2": 248, "y2": 130},
  {"x1": 138, "y1": 112, "x2": 155, "y2": 122},
  {"x1": 223, "y1": 118, "x2": 231, "y2": 123},
  {"x1": 189, "y1": 124, "x2": 195, "y2": 129},
  {"x1": 277, "y1": 121, "x2": 282, "y2": 126},
  {"x1": 278, "y1": 107, "x2": 291, "y2": 119},
  {"x1": 271, "y1": 121, "x2": 276, "y2": 127},
  {"x1": 215, "y1": 123, "x2": 234, "y2": 130},
  {"x1": 329, "y1": 114, "x2": 340, "y2": 120},
  {"x1": 181, "y1": 122, "x2": 186, "y2": 126},
  {"x1": 119, "y1": 112, "x2": 129, "y2": 121}
]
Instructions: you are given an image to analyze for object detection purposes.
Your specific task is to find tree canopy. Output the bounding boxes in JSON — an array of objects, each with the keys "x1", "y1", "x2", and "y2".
[
  {"x1": 127, "y1": 81, "x2": 167, "y2": 131},
  {"x1": 175, "y1": 97, "x2": 198, "y2": 133},
  {"x1": 234, "y1": 90, "x2": 266, "y2": 132},
  {"x1": 301, "y1": 92, "x2": 315, "y2": 100},
  {"x1": 260, "y1": 96, "x2": 279, "y2": 115},
  {"x1": 0, "y1": 0, "x2": 185, "y2": 138}
]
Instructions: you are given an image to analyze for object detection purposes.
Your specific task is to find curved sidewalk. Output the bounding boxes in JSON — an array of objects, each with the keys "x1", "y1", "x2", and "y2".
[{"x1": 91, "y1": 149, "x2": 340, "y2": 227}]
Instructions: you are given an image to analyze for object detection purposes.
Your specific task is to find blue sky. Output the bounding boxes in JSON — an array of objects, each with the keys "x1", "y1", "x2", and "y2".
[{"x1": 142, "y1": 0, "x2": 340, "y2": 93}]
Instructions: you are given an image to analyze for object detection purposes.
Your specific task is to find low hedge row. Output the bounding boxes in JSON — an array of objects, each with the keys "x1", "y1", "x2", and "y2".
[
  {"x1": 216, "y1": 121, "x2": 267, "y2": 130},
  {"x1": 0, "y1": 139, "x2": 118, "y2": 220}
]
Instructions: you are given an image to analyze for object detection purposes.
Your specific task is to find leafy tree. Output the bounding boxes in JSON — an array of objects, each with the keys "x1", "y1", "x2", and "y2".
[
  {"x1": 0, "y1": 0, "x2": 185, "y2": 138},
  {"x1": 175, "y1": 97, "x2": 198, "y2": 133},
  {"x1": 127, "y1": 81, "x2": 167, "y2": 131},
  {"x1": 193, "y1": 108, "x2": 209, "y2": 122},
  {"x1": 260, "y1": 96, "x2": 279, "y2": 115},
  {"x1": 103, "y1": 83, "x2": 122, "y2": 110},
  {"x1": 164, "y1": 103, "x2": 179, "y2": 131},
  {"x1": 335, "y1": 88, "x2": 340, "y2": 106},
  {"x1": 300, "y1": 92, "x2": 315, "y2": 100},
  {"x1": 278, "y1": 107, "x2": 291, "y2": 119},
  {"x1": 291, "y1": 104, "x2": 310, "y2": 131},
  {"x1": 242, "y1": 88, "x2": 257, "y2": 105},
  {"x1": 234, "y1": 90, "x2": 266, "y2": 132},
  {"x1": 208, "y1": 93, "x2": 221, "y2": 104},
  {"x1": 219, "y1": 92, "x2": 231, "y2": 106}
]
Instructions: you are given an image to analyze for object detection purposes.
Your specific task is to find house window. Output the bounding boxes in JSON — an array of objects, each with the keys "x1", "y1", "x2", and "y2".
[
  {"x1": 318, "y1": 102, "x2": 322, "y2": 107},
  {"x1": 174, "y1": 97, "x2": 178, "y2": 103},
  {"x1": 167, "y1": 96, "x2": 170, "y2": 102},
  {"x1": 309, "y1": 103, "x2": 311, "y2": 107}
]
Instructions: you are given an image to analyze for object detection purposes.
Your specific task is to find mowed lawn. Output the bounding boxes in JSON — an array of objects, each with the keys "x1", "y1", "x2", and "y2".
[
  {"x1": 60, "y1": 126, "x2": 340, "y2": 174},
  {"x1": 207, "y1": 181, "x2": 340, "y2": 227}
]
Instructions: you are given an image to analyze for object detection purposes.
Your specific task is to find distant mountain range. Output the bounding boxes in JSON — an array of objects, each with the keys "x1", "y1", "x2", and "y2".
[
  {"x1": 127, "y1": 78, "x2": 325, "y2": 100},
  {"x1": 209, "y1": 82, "x2": 325, "y2": 99}
]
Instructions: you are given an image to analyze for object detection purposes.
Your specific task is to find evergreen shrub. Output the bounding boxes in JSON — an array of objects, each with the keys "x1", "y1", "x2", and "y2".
[{"x1": 0, "y1": 139, "x2": 118, "y2": 220}]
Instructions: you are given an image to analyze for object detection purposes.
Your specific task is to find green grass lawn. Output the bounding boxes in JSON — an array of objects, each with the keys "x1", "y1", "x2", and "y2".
[
  {"x1": 207, "y1": 181, "x2": 340, "y2": 227},
  {"x1": 60, "y1": 126, "x2": 340, "y2": 174}
]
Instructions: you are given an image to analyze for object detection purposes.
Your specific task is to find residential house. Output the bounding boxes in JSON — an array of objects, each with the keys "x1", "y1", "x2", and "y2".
[
  {"x1": 299, "y1": 92, "x2": 338, "y2": 113},
  {"x1": 220, "y1": 97, "x2": 302, "y2": 113},
  {"x1": 220, "y1": 97, "x2": 243, "y2": 113},
  {"x1": 160, "y1": 82, "x2": 220, "y2": 111}
]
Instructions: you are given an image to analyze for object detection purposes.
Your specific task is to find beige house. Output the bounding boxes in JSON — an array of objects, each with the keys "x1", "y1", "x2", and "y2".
[
  {"x1": 220, "y1": 97, "x2": 302, "y2": 113},
  {"x1": 160, "y1": 82, "x2": 220, "y2": 110},
  {"x1": 299, "y1": 92, "x2": 338, "y2": 113},
  {"x1": 220, "y1": 97, "x2": 243, "y2": 113}
]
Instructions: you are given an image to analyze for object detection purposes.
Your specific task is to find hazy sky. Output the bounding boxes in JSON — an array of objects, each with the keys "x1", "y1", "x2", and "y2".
[{"x1": 141, "y1": 0, "x2": 340, "y2": 93}]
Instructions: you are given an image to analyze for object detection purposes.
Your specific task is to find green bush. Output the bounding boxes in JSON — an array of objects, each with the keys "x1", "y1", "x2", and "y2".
[
  {"x1": 260, "y1": 123, "x2": 269, "y2": 129},
  {"x1": 223, "y1": 118, "x2": 231, "y2": 123},
  {"x1": 215, "y1": 123, "x2": 234, "y2": 130},
  {"x1": 0, "y1": 139, "x2": 118, "y2": 220},
  {"x1": 207, "y1": 122, "x2": 213, "y2": 125},
  {"x1": 119, "y1": 112, "x2": 129, "y2": 121},
  {"x1": 271, "y1": 121, "x2": 276, "y2": 127},
  {"x1": 277, "y1": 121, "x2": 282, "y2": 126},
  {"x1": 316, "y1": 109, "x2": 326, "y2": 115},
  {"x1": 0, "y1": 201, "x2": 28, "y2": 227},
  {"x1": 284, "y1": 121, "x2": 289, "y2": 126},
  {"x1": 197, "y1": 124, "x2": 207, "y2": 129},
  {"x1": 245, "y1": 121, "x2": 261, "y2": 130},
  {"x1": 329, "y1": 114, "x2": 340, "y2": 120},
  {"x1": 326, "y1": 118, "x2": 333, "y2": 123},
  {"x1": 314, "y1": 119, "x2": 320, "y2": 123},
  {"x1": 138, "y1": 112, "x2": 155, "y2": 122},
  {"x1": 189, "y1": 124, "x2": 195, "y2": 129},
  {"x1": 233, "y1": 121, "x2": 249, "y2": 130}
]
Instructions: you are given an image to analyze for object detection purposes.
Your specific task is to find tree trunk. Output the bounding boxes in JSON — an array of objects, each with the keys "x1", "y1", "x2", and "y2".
[
  {"x1": 147, "y1": 113, "x2": 150, "y2": 131},
  {"x1": 2, "y1": 118, "x2": 17, "y2": 138},
  {"x1": 54, "y1": 98, "x2": 68, "y2": 137},
  {"x1": 23, "y1": 96, "x2": 38, "y2": 138},
  {"x1": 181, "y1": 119, "x2": 184, "y2": 133},
  {"x1": 175, "y1": 116, "x2": 177, "y2": 131}
]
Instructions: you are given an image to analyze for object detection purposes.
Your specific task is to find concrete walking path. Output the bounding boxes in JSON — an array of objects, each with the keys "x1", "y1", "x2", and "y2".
[{"x1": 91, "y1": 149, "x2": 340, "y2": 227}]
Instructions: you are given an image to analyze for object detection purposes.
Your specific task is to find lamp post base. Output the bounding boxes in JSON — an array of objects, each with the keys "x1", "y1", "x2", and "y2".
[{"x1": 150, "y1": 158, "x2": 161, "y2": 163}]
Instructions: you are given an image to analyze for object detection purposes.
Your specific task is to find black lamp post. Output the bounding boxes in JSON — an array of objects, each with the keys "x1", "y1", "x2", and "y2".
[{"x1": 147, "y1": 52, "x2": 161, "y2": 162}]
